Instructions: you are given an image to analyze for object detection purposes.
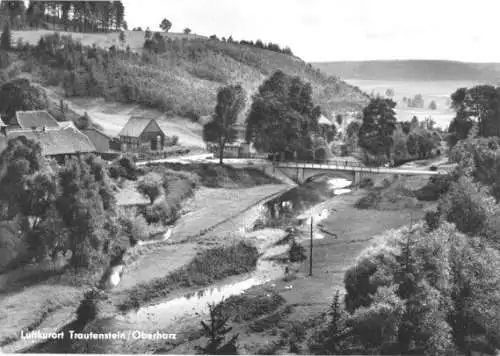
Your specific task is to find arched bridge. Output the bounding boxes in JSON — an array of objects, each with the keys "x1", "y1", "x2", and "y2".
[{"x1": 274, "y1": 160, "x2": 445, "y2": 185}]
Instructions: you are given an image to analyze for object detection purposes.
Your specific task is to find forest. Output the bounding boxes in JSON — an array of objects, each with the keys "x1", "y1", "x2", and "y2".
[{"x1": 0, "y1": 0, "x2": 126, "y2": 32}]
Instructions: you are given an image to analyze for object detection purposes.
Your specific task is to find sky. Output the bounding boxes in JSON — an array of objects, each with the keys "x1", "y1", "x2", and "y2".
[{"x1": 123, "y1": 0, "x2": 500, "y2": 63}]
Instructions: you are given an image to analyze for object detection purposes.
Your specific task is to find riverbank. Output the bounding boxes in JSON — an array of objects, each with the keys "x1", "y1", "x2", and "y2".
[
  {"x1": 11, "y1": 173, "x2": 435, "y2": 354},
  {"x1": 167, "y1": 182, "x2": 436, "y2": 354},
  {"x1": 1, "y1": 182, "x2": 292, "y2": 353}
]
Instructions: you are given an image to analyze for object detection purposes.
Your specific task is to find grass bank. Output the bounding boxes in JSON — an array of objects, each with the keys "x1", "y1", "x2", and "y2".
[
  {"x1": 117, "y1": 241, "x2": 259, "y2": 311},
  {"x1": 164, "y1": 182, "x2": 437, "y2": 354},
  {"x1": 354, "y1": 175, "x2": 431, "y2": 210},
  {"x1": 159, "y1": 163, "x2": 282, "y2": 188}
]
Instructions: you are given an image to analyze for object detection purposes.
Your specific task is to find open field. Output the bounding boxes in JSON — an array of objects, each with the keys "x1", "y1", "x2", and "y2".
[
  {"x1": 42, "y1": 87, "x2": 207, "y2": 149},
  {"x1": 345, "y1": 79, "x2": 485, "y2": 129}
]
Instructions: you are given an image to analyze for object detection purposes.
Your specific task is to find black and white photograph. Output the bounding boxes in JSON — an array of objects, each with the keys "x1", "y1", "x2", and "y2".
[{"x1": 0, "y1": 0, "x2": 499, "y2": 354}]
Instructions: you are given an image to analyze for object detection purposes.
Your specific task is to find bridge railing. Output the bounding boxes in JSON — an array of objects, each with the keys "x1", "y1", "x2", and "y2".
[
  {"x1": 273, "y1": 160, "x2": 379, "y2": 171},
  {"x1": 273, "y1": 161, "x2": 447, "y2": 175}
]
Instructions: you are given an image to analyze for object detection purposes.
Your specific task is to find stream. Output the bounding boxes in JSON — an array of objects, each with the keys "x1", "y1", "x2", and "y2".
[
  {"x1": 115, "y1": 176, "x2": 353, "y2": 334},
  {"x1": 22, "y1": 176, "x2": 352, "y2": 353}
]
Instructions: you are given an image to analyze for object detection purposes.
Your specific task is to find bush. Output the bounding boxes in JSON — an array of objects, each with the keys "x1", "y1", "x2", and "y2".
[
  {"x1": 109, "y1": 156, "x2": 137, "y2": 180},
  {"x1": 355, "y1": 191, "x2": 381, "y2": 210},
  {"x1": 108, "y1": 164, "x2": 125, "y2": 180},
  {"x1": 221, "y1": 292, "x2": 286, "y2": 322},
  {"x1": 438, "y1": 177, "x2": 493, "y2": 237},
  {"x1": 289, "y1": 239, "x2": 307, "y2": 262},
  {"x1": 380, "y1": 178, "x2": 392, "y2": 188},
  {"x1": 119, "y1": 241, "x2": 259, "y2": 311},
  {"x1": 414, "y1": 175, "x2": 452, "y2": 201},
  {"x1": 75, "y1": 288, "x2": 107, "y2": 326},
  {"x1": 119, "y1": 212, "x2": 150, "y2": 243},
  {"x1": 425, "y1": 210, "x2": 441, "y2": 231},
  {"x1": 137, "y1": 173, "x2": 162, "y2": 204},
  {"x1": 359, "y1": 178, "x2": 374, "y2": 189}
]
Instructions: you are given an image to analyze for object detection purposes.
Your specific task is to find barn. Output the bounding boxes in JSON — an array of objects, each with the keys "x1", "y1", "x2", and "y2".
[{"x1": 119, "y1": 117, "x2": 170, "y2": 153}]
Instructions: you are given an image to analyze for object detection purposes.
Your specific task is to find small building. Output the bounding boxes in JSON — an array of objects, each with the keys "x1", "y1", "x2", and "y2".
[
  {"x1": 206, "y1": 141, "x2": 250, "y2": 158},
  {"x1": 5, "y1": 126, "x2": 96, "y2": 163},
  {"x1": 8, "y1": 110, "x2": 60, "y2": 131},
  {"x1": 234, "y1": 123, "x2": 246, "y2": 141},
  {"x1": 119, "y1": 117, "x2": 169, "y2": 153},
  {"x1": 82, "y1": 128, "x2": 121, "y2": 160}
]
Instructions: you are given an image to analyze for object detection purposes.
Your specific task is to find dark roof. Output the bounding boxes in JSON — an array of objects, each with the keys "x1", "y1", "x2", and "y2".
[
  {"x1": 82, "y1": 128, "x2": 113, "y2": 140},
  {"x1": 11, "y1": 111, "x2": 60, "y2": 130},
  {"x1": 118, "y1": 117, "x2": 166, "y2": 137},
  {"x1": 6, "y1": 127, "x2": 96, "y2": 156},
  {"x1": 82, "y1": 128, "x2": 120, "y2": 154}
]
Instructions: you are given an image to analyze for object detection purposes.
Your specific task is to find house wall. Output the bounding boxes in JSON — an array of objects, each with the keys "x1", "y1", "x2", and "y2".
[
  {"x1": 120, "y1": 136, "x2": 140, "y2": 152},
  {"x1": 139, "y1": 120, "x2": 166, "y2": 151}
]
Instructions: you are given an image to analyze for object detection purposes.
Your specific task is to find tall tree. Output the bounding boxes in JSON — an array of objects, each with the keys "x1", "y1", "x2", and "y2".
[
  {"x1": 246, "y1": 70, "x2": 321, "y2": 160},
  {"x1": 56, "y1": 157, "x2": 107, "y2": 268},
  {"x1": 159, "y1": 18, "x2": 172, "y2": 32},
  {"x1": 358, "y1": 98, "x2": 397, "y2": 159},
  {"x1": 449, "y1": 85, "x2": 500, "y2": 143},
  {"x1": 203, "y1": 84, "x2": 246, "y2": 164},
  {"x1": 113, "y1": 1, "x2": 125, "y2": 31},
  {"x1": 0, "y1": 78, "x2": 49, "y2": 122},
  {"x1": 196, "y1": 301, "x2": 239, "y2": 355},
  {"x1": 0, "y1": 22, "x2": 11, "y2": 50},
  {"x1": 0, "y1": 136, "x2": 44, "y2": 219},
  {"x1": 335, "y1": 114, "x2": 343, "y2": 126}
]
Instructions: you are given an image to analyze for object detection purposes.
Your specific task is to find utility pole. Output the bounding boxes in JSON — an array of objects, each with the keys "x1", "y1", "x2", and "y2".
[{"x1": 309, "y1": 216, "x2": 313, "y2": 276}]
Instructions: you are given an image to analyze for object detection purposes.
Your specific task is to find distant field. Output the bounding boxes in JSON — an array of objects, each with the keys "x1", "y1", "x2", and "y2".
[{"x1": 345, "y1": 79, "x2": 484, "y2": 129}]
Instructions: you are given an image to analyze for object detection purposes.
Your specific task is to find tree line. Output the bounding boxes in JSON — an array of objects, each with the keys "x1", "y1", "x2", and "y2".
[
  {"x1": 0, "y1": 0, "x2": 126, "y2": 32},
  {"x1": 353, "y1": 98, "x2": 441, "y2": 165},
  {"x1": 0, "y1": 139, "x2": 121, "y2": 269},
  {"x1": 207, "y1": 34, "x2": 294, "y2": 56},
  {"x1": 203, "y1": 71, "x2": 330, "y2": 164},
  {"x1": 448, "y1": 85, "x2": 500, "y2": 147}
]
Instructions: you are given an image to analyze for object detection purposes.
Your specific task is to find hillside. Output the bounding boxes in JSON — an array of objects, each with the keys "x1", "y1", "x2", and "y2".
[
  {"x1": 312, "y1": 60, "x2": 500, "y2": 82},
  {"x1": 10, "y1": 30, "x2": 369, "y2": 134}
]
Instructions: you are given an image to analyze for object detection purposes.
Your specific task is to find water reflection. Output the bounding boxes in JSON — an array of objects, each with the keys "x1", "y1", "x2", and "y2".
[
  {"x1": 115, "y1": 179, "x2": 352, "y2": 332},
  {"x1": 121, "y1": 246, "x2": 288, "y2": 330}
]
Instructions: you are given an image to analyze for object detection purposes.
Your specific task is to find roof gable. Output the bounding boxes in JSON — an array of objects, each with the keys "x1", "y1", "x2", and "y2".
[
  {"x1": 143, "y1": 119, "x2": 166, "y2": 135},
  {"x1": 13, "y1": 111, "x2": 60, "y2": 130},
  {"x1": 118, "y1": 117, "x2": 166, "y2": 137}
]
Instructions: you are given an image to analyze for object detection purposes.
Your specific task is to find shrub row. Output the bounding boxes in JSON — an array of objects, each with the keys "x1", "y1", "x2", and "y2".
[{"x1": 118, "y1": 241, "x2": 259, "y2": 311}]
